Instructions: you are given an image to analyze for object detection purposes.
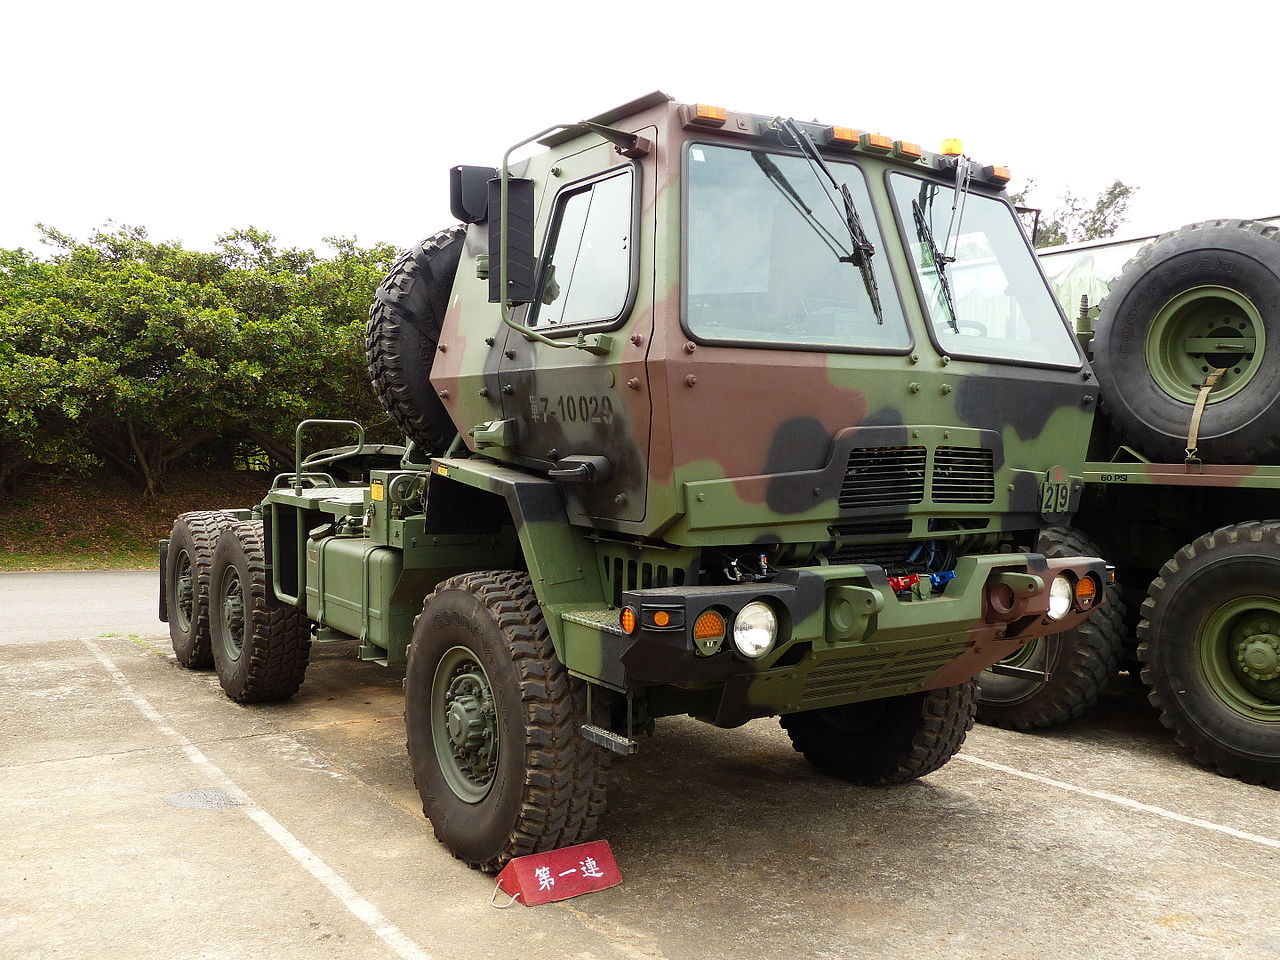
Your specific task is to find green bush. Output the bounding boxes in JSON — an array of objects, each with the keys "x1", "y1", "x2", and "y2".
[{"x1": 0, "y1": 224, "x2": 400, "y2": 494}]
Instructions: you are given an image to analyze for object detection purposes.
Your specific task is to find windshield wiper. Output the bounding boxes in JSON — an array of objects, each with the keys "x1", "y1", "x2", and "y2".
[
  {"x1": 911, "y1": 197, "x2": 960, "y2": 334},
  {"x1": 751, "y1": 152, "x2": 856, "y2": 263},
  {"x1": 772, "y1": 117, "x2": 883, "y2": 324}
]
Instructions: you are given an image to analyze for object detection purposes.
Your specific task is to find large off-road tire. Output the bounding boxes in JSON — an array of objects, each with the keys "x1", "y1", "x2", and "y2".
[
  {"x1": 1139, "y1": 522, "x2": 1280, "y2": 788},
  {"x1": 977, "y1": 526, "x2": 1125, "y2": 729},
  {"x1": 165, "y1": 510, "x2": 240, "y2": 669},
  {"x1": 404, "y1": 571, "x2": 611, "y2": 872},
  {"x1": 780, "y1": 681, "x2": 977, "y2": 785},
  {"x1": 208, "y1": 520, "x2": 311, "y2": 703},
  {"x1": 367, "y1": 226, "x2": 466, "y2": 453},
  {"x1": 1091, "y1": 219, "x2": 1280, "y2": 464}
]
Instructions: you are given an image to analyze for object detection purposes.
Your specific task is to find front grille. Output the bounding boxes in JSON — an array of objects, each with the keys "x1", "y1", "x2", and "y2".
[
  {"x1": 600, "y1": 555, "x2": 685, "y2": 607},
  {"x1": 839, "y1": 446, "x2": 926, "y2": 509},
  {"x1": 932, "y1": 446, "x2": 995, "y2": 503}
]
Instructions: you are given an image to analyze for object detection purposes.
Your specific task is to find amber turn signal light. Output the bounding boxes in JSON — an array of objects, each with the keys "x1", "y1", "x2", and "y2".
[
  {"x1": 693, "y1": 610, "x2": 726, "y2": 641},
  {"x1": 620, "y1": 606, "x2": 638, "y2": 635},
  {"x1": 1075, "y1": 575, "x2": 1098, "y2": 608}
]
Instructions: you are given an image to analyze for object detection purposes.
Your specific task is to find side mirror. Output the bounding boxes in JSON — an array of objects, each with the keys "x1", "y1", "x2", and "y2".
[
  {"x1": 449, "y1": 165, "x2": 497, "y2": 223},
  {"x1": 487, "y1": 176, "x2": 536, "y2": 304}
]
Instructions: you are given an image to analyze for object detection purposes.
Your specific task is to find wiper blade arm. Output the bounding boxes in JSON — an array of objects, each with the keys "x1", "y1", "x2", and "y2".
[
  {"x1": 751, "y1": 152, "x2": 854, "y2": 262},
  {"x1": 912, "y1": 199, "x2": 960, "y2": 334},
  {"x1": 775, "y1": 117, "x2": 883, "y2": 324}
]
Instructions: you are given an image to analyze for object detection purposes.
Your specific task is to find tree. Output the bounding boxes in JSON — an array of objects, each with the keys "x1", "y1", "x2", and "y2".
[
  {"x1": 1012, "y1": 179, "x2": 1138, "y2": 248},
  {"x1": 0, "y1": 223, "x2": 398, "y2": 495}
]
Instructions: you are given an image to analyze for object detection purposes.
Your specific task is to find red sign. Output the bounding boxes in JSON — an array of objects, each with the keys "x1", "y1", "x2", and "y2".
[{"x1": 494, "y1": 840, "x2": 621, "y2": 906}]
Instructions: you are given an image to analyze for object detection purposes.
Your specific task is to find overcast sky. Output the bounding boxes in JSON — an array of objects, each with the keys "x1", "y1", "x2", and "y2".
[{"x1": 3, "y1": 0, "x2": 1277, "y2": 256}]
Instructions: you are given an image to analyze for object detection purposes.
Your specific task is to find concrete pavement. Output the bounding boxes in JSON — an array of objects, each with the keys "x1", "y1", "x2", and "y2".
[{"x1": 2, "y1": 571, "x2": 1278, "y2": 960}]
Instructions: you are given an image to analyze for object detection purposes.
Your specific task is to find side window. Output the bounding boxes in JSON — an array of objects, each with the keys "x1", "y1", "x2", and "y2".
[{"x1": 533, "y1": 168, "x2": 634, "y2": 327}]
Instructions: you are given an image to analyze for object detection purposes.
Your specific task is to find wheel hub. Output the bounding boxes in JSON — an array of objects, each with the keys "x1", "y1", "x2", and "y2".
[
  {"x1": 440, "y1": 664, "x2": 496, "y2": 789},
  {"x1": 1204, "y1": 600, "x2": 1280, "y2": 716},
  {"x1": 1236, "y1": 633, "x2": 1280, "y2": 682},
  {"x1": 1146, "y1": 285, "x2": 1265, "y2": 404},
  {"x1": 221, "y1": 572, "x2": 245, "y2": 659}
]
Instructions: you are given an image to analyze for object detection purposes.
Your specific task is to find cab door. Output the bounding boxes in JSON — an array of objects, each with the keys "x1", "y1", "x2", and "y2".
[{"x1": 497, "y1": 129, "x2": 656, "y2": 524}]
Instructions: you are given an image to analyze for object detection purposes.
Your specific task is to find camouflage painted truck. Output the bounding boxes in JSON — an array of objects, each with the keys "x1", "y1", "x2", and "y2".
[
  {"x1": 160, "y1": 92, "x2": 1109, "y2": 871},
  {"x1": 977, "y1": 219, "x2": 1280, "y2": 788}
]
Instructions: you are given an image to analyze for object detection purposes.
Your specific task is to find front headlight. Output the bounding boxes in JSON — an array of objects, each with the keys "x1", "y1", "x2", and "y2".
[
  {"x1": 1048, "y1": 574, "x2": 1074, "y2": 621},
  {"x1": 733, "y1": 601, "x2": 777, "y2": 658}
]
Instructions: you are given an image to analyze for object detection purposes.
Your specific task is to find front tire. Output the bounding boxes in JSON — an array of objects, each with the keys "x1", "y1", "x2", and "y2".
[
  {"x1": 780, "y1": 681, "x2": 977, "y2": 785},
  {"x1": 208, "y1": 521, "x2": 311, "y2": 703},
  {"x1": 1139, "y1": 522, "x2": 1280, "y2": 787},
  {"x1": 404, "y1": 571, "x2": 611, "y2": 872}
]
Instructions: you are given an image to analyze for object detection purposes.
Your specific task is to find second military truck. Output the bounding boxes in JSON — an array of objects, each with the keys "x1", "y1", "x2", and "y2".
[
  {"x1": 162, "y1": 92, "x2": 1107, "y2": 871},
  {"x1": 978, "y1": 219, "x2": 1280, "y2": 788}
]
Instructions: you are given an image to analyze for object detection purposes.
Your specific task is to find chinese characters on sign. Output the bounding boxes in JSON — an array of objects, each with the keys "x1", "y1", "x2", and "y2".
[{"x1": 493, "y1": 840, "x2": 622, "y2": 906}]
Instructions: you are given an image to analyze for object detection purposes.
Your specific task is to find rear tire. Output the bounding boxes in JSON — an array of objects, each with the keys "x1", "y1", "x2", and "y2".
[
  {"x1": 977, "y1": 526, "x2": 1125, "y2": 729},
  {"x1": 404, "y1": 571, "x2": 611, "y2": 872},
  {"x1": 367, "y1": 226, "x2": 466, "y2": 453},
  {"x1": 208, "y1": 521, "x2": 311, "y2": 703},
  {"x1": 1139, "y1": 522, "x2": 1280, "y2": 788},
  {"x1": 1092, "y1": 219, "x2": 1280, "y2": 464},
  {"x1": 166, "y1": 511, "x2": 240, "y2": 669},
  {"x1": 780, "y1": 681, "x2": 977, "y2": 785}
]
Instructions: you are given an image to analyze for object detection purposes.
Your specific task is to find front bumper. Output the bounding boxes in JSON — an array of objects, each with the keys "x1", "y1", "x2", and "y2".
[{"x1": 609, "y1": 552, "x2": 1107, "y2": 726}]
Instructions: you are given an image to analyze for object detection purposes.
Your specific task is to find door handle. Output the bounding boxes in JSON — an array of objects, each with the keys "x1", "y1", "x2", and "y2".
[{"x1": 548, "y1": 455, "x2": 613, "y2": 483}]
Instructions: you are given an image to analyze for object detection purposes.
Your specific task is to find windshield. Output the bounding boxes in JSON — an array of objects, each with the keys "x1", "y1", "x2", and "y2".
[
  {"x1": 685, "y1": 143, "x2": 909, "y2": 350},
  {"x1": 889, "y1": 173, "x2": 1081, "y2": 366}
]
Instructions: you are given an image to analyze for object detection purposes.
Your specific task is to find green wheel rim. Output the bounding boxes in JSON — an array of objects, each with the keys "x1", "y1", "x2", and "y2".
[
  {"x1": 998, "y1": 635, "x2": 1044, "y2": 671},
  {"x1": 431, "y1": 645, "x2": 500, "y2": 803},
  {"x1": 1145, "y1": 285, "x2": 1265, "y2": 403},
  {"x1": 219, "y1": 567, "x2": 246, "y2": 663},
  {"x1": 1199, "y1": 596, "x2": 1280, "y2": 722},
  {"x1": 174, "y1": 549, "x2": 194, "y2": 632}
]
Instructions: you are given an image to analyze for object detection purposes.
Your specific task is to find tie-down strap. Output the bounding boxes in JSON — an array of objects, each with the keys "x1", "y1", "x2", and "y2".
[{"x1": 1186, "y1": 367, "x2": 1227, "y2": 465}]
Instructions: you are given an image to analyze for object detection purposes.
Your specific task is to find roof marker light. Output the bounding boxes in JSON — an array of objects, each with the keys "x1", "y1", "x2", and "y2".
[
  {"x1": 692, "y1": 104, "x2": 727, "y2": 125},
  {"x1": 830, "y1": 126, "x2": 861, "y2": 144},
  {"x1": 985, "y1": 164, "x2": 1012, "y2": 183},
  {"x1": 894, "y1": 140, "x2": 923, "y2": 160},
  {"x1": 862, "y1": 132, "x2": 893, "y2": 153}
]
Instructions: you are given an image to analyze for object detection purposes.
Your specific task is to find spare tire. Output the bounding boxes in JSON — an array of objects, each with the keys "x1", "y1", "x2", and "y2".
[
  {"x1": 1091, "y1": 219, "x2": 1280, "y2": 464},
  {"x1": 367, "y1": 225, "x2": 466, "y2": 453}
]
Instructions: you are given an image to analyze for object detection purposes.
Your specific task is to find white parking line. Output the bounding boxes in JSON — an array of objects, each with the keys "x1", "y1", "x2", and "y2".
[
  {"x1": 83, "y1": 638, "x2": 433, "y2": 960},
  {"x1": 955, "y1": 753, "x2": 1280, "y2": 851}
]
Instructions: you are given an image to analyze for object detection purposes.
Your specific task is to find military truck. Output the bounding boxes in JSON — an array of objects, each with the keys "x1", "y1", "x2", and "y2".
[
  {"x1": 160, "y1": 92, "x2": 1107, "y2": 871},
  {"x1": 977, "y1": 218, "x2": 1280, "y2": 789}
]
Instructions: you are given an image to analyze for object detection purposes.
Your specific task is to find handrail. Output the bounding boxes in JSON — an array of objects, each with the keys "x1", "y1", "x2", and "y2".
[{"x1": 293, "y1": 419, "x2": 365, "y2": 495}]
